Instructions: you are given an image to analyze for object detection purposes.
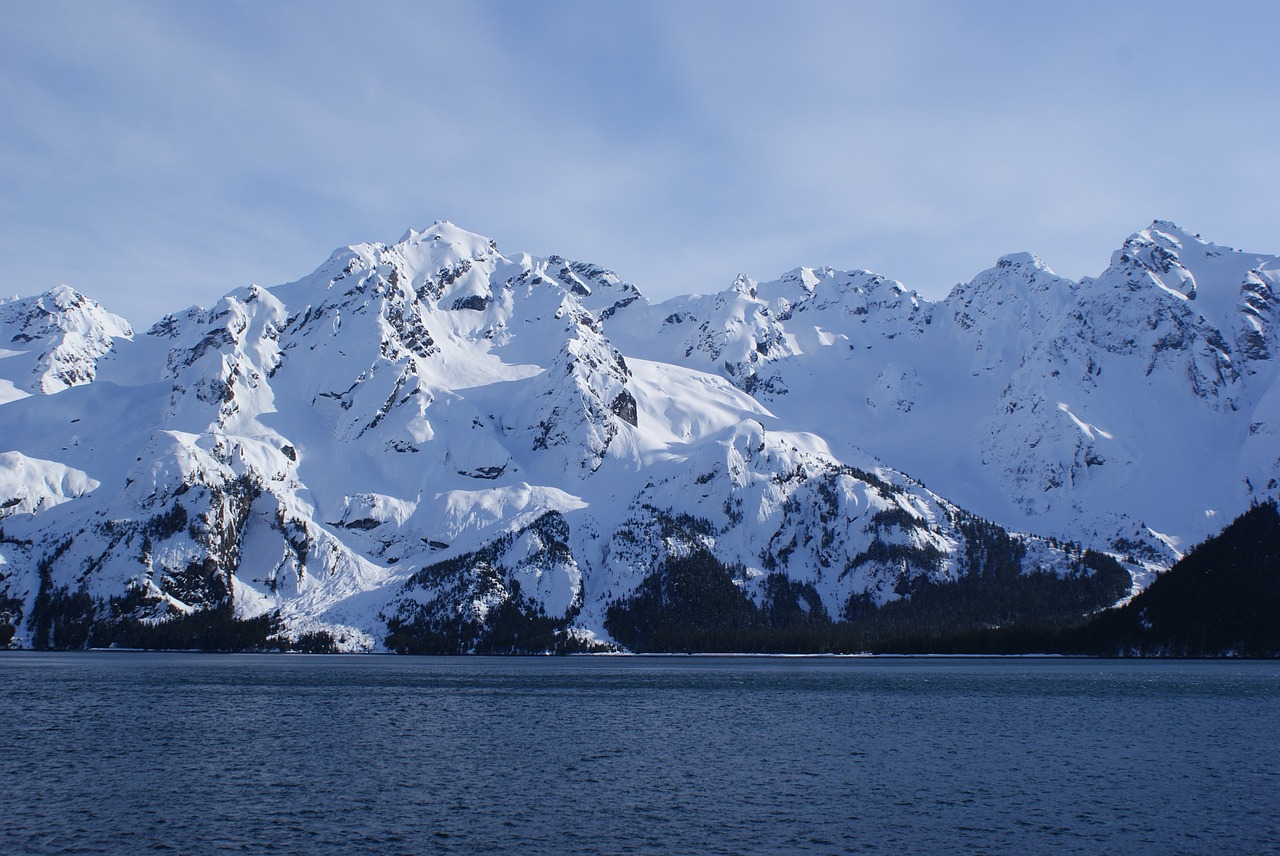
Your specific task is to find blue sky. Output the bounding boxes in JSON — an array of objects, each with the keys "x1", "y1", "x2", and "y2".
[{"x1": 2, "y1": 0, "x2": 1277, "y2": 325}]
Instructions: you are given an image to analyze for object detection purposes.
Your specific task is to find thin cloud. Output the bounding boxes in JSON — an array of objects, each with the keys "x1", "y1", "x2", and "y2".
[{"x1": 0, "y1": 0, "x2": 1277, "y2": 325}]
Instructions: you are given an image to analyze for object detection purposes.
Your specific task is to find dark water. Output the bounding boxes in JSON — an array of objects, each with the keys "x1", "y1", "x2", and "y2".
[{"x1": 1, "y1": 654, "x2": 1277, "y2": 855}]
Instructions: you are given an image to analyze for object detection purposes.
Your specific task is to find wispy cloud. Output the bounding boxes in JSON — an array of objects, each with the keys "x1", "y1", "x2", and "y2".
[{"x1": 1, "y1": 0, "x2": 1277, "y2": 324}]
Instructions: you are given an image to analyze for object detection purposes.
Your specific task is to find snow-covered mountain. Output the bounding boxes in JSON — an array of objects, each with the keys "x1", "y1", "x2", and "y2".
[
  {"x1": 0, "y1": 286, "x2": 133, "y2": 402},
  {"x1": 0, "y1": 220, "x2": 1274, "y2": 651}
]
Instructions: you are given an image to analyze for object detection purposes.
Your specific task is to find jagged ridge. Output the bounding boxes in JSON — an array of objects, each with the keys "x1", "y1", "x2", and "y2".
[{"x1": 0, "y1": 219, "x2": 1275, "y2": 651}]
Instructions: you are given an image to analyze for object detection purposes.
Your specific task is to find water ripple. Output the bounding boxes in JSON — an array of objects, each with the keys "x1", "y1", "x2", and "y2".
[{"x1": 1, "y1": 654, "x2": 1277, "y2": 854}]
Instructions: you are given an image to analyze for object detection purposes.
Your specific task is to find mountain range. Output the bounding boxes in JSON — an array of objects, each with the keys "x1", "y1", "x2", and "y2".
[{"x1": 0, "y1": 219, "x2": 1275, "y2": 652}]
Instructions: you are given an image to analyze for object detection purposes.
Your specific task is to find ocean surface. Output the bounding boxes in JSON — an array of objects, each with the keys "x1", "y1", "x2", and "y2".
[{"x1": 1, "y1": 654, "x2": 1277, "y2": 854}]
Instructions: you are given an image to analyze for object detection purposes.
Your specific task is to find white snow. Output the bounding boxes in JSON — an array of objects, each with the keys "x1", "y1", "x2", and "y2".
[
  {"x1": 0, "y1": 452, "x2": 99, "y2": 515},
  {"x1": 1, "y1": 218, "x2": 1275, "y2": 648}
]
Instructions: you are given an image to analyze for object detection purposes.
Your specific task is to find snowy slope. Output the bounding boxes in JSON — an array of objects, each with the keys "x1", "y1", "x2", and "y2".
[
  {"x1": 611, "y1": 221, "x2": 1279, "y2": 562},
  {"x1": 0, "y1": 220, "x2": 1273, "y2": 651}
]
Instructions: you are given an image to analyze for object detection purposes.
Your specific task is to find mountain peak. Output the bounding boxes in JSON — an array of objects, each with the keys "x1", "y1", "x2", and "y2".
[
  {"x1": 1147, "y1": 219, "x2": 1192, "y2": 240},
  {"x1": 730, "y1": 273, "x2": 757, "y2": 297},
  {"x1": 397, "y1": 220, "x2": 497, "y2": 255},
  {"x1": 0, "y1": 285, "x2": 133, "y2": 396},
  {"x1": 1129, "y1": 221, "x2": 1233, "y2": 259},
  {"x1": 46, "y1": 284, "x2": 82, "y2": 307},
  {"x1": 995, "y1": 252, "x2": 1052, "y2": 273}
]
